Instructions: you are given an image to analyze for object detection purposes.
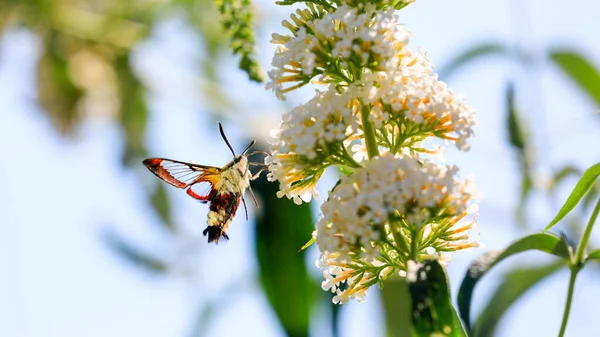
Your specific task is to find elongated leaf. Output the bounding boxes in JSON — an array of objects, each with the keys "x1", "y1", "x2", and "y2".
[
  {"x1": 410, "y1": 260, "x2": 467, "y2": 337},
  {"x1": 381, "y1": 278, "x2": 411, "y2": 337},
  {"x1": 582, "y1": 181, "x2": 600, "y2": 211},
  {"x1": 298, "y1": 236, "x2": 315, "y2": 252},
  {"x1": 516, "y1": 173, "x2": 533, "y2": 227},
  {"x1": 550, "y1": 49, "x2": 600, "y2": 107},
  {"x1": 549, "y1": 166, "x2": 581, "y2": 193},
  {"x1": 101, "y1": 228, "x2": 168, "y2": 274},
  {"x1": 505, "y1": 82, "x2": 534, "y2": 228},
  {"x1": 214, "y1": 0, "x2": 263, "y2": 82},
  {"x1": 544, "y1": 162, "x2": 600, "y2": 231},
  {"x1": 253, "y1": 164, "x2": 316, "y2": 337},
  {"x1": 150, "y1": 183, "x2": 175, "y2": 231},
  {"x1": 457, "y1": 233, "x2": 571, "y2": 333},
  {"x1": 474, "y1": 261, "x2": 564, "y2": 337},
  {"x1": 505, "y1": 84, "x2": 527, "y2": 152},
  {"x1": 276, "y1": 0, "x2": 335, "y2": 10},
  {"x1": 439, "y1": 43, "x2": 510, "y2": 80},
  {"x1": 116, "y1": 54, "x2": 149, "y2": 166},
  {"x1": 36, "y1": 32, "x2": 83, "y2": 134},
  {"x1": 586, "y1": 249, "x2": 600, "y2": 262},
  {"x1": 329, "y1": 293, "x2": 342, "y2": 337}
]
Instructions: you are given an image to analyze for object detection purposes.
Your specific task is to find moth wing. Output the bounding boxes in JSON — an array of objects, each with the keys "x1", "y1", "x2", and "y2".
[
  {"x1": 187, "y1": 181, "x2": 214, "y2": 202},
  {"x1": 143, "y1": 158, "x2": 221, "y2": 198}
]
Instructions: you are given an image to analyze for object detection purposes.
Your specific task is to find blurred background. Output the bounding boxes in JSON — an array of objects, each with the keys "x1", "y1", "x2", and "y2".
[{"x1": 1, "y1": 0, "x2": 599, "y2": 336}]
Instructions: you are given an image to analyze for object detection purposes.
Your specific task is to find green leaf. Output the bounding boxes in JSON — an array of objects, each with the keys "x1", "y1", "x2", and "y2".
[
  {"x1": 116, "y1": 54, "x2": 149, "y2": 166},
  {"x1": 549, "y1": 166, "x2": 581, "y2": 193},
  {"x1": 329, "y1": 293, "x2": 342, "y2": 337},
  {"x1": 149, "y1": 183, "x2": 175, "y2": 231},
  {"x1": 582, "y1": 181, "x2": 600, "y2": 211},
  {"x1": 585, "y1": 249, "x2": 600, "y2": 262},
  {"x1": 36, "y1": 32, "x2": 83, "y2": 134},
  {"x1": 550, "y1": 49, "x2": 600, "y2": 107},
  {"x1": 275, "y1": 0, "x2": 335, "y2": 10},
  {"x1": 101, "y1": 228, "x2": 168, "y2": 274},
  {"x1": 516, "y1": 173, "x2": 533, "y2": 227},
  {"x1": 474, "y1": 261, "x2": 564, "y2": 337},
  {"x1": 504, "y1": 82, "x2": 535, "y2": 229},
  {"x1": 214, "y1": 0, "x2": 263, "y2": 82},
  {"x1": 409, "y1": 260, "x2": 467, "y2": 337},
  {"x1": 381, "y1": 278, "x2": 412, "y2": 337},
  {"x1": 505, "y1": 83, "x2": 527, "y2": 152},
  {"x1": 544, "y1": 162, "x2": 600, "y2": 231},
  {"x1": 253, "y1": 165, "x2": 317, "y2": 337},
  {"x1": 438, "y1": 43, "x2": 510, "y2": 80},
  {"x1": 457, "y1": 233, "x2": 572, "y2": 333},
  {"x1": 298, "y1": 236, "x2": 315, "y2": 252}
]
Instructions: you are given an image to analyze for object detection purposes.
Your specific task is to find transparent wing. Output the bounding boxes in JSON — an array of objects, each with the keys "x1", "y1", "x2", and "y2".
[
  {"x1": 143, "y1": 158, "x2": 221, "y2": 190},
  {"x1": 186, "y1": 181, "x2": 214, "y2": 202}
]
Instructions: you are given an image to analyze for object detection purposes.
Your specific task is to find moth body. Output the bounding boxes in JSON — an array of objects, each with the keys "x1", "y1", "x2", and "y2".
[{"x1": 142, "y1": 123, "x2": 264, "y2": 244}]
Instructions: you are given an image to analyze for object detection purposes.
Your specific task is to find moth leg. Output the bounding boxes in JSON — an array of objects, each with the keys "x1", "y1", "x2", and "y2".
[
  {"x1": 241, "y1": 195, "x2": 249, "y2": 220},
  {"x1": 247, "y1": 185, "x2": 259, "y2": 208},
  {"x1": 250, "y1": 167, "x2": 266, "y2": 180}
]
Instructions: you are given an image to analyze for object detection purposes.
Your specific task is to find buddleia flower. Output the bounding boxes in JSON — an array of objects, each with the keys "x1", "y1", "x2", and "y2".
[
  {"x1": 265, "y1": 0, "x2": 480, "y2": 304},
  {"x1": 266, "y1": 86, "x2": 362, "y2": 204},
  {"x1": 315, "y1": 154, "x2": 479, "y2": 303}
]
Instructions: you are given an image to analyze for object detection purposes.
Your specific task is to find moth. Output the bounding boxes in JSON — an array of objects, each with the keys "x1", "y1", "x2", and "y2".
[{"x1": 143, "y1": 123, "x2": 265, "y2": 243}]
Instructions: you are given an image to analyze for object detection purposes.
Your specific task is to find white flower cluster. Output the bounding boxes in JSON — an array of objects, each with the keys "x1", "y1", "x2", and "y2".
[
  {"x1": 267, "y1": 4, "x2": 476, "y2": 158},
  {"x1": 270, "y1": 88, "x2": 359, "y2": 160},
  {"x1": 266, "y1": 87, "x2": 361, "y2": 204},
  {"x1": 265, "y1": 1, "x2": 480, "y2": 304},
  {"x1": 267, "y1": 5, "x2": 411, "y2": 100},
  {"x1": 265, "y1": 153, "x2": 321, "y2": 205},
  {"x1": 316, "y1": 154, "x2": 477, "y2": 257},
  {"x1": 357, "y1": 52, "x2": 477, "y2": 150},
  {"x1": 317, "y1": 252, "x2": 393, "y2": 304}
]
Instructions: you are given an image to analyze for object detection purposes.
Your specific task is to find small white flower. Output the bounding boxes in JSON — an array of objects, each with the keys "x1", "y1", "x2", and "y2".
[
  {"x1": 406, "y1": 260, "x2": 421, "y2": 282},
  {"x1": 315, "y1": 153, "x2": 478, "y2": 256},
  {"x1": 266, "y1": 87, "x2": 362, "y2": 203},
  {"x1": 266, "y1": 5, "x2": 412, "y2": 98}
]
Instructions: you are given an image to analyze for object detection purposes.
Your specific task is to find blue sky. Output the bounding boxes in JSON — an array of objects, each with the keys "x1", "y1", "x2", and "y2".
[{"x1": 1, "y1": 1, "x2": 600, "y2": 336}]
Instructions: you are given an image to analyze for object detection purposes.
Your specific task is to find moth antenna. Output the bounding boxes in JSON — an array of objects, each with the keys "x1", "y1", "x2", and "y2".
[
  {"x1": 218, "y1": 122, "x2": 236, "y2": 157},
  {"x1": 241, "y1": 140, "x2": 256, "y2": 155},
  {"x1": 248, "y1": 184, "x2": 260, "y2": 208},
  {"x1": 241, "y1": 196, "x2": 249, "y2": 220}
]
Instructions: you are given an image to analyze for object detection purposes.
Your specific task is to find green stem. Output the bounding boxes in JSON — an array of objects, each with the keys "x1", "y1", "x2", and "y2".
[
  {"x1": 409, "y1": 227, "x2": 418, "y2": 261},
  {"x1": 340, "y1": 146, "x2": 362, "y2": 168},
  {"x1": 557, "y1": 196, "x2": 600, "y2": 337},
  {"x1": 360, "y1": 103, "x2": 379, "y2": 159},
  {"x1": 557, "y1": 268, "x2": 578, "y2": 337},
  {"x1": 574, "y1": 196, "x2": 600, "y2": 264}
]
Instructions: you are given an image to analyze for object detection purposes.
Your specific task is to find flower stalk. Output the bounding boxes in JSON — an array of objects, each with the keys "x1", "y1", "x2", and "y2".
[
  {"x1": 558, "y1": 196, "x2": 600, "y2": 337},
  {"x1": 360, "y1": 103, "x2": 380, "y2": 159}
]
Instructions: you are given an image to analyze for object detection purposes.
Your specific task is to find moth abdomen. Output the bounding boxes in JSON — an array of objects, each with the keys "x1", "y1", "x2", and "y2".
[{"x1": 202, "y1": 226, "x2": 230, "y2": 243}]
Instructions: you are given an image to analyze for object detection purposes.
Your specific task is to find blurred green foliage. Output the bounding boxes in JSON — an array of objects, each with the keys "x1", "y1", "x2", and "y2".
[
  {"x1": 381, "y1": 278, "x2": 411, "y2": 337},
  {"x1": 409, "y1": 260, "x2": 466, "y2": 336},
  {"x1": 442, "y1": 31, "x2": 600, "y2": 334},
  {"x1": 253, "y1": 172, "x2": 317, "y2": 337},
  {"x1": 458, "y1": 233, "x2": 572, "y2": 334}
]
